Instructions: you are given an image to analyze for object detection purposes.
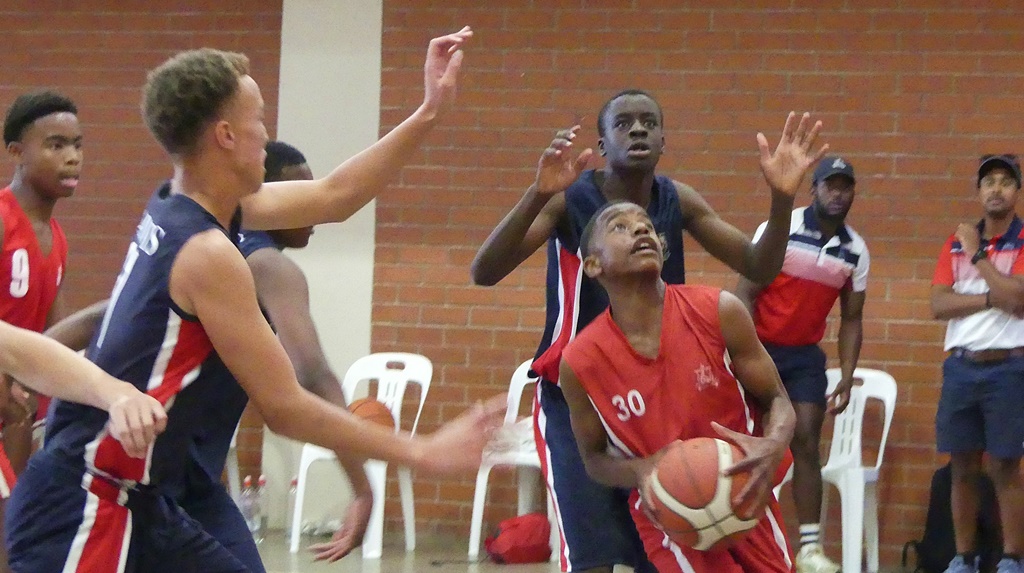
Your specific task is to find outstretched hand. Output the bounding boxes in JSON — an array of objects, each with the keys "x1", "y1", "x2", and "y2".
[
  {"x1": 421, "y1": 26, "x2": 473, "y2": 117},
  {"x1": 309, "y1": 490, "x2": 373, "y2": 562},
  {"x1": 756, "y1": 112, "x2": 829, "y2": 197},
  {"x1": 417, "y1": 393, "x2": 505, "y2": 474},
  {"x1": 713, "y1": 422, "x2": 786, "y2": 519},
  {"x1": 534, "y1": 125, "x2": 594, "y2": 196}
]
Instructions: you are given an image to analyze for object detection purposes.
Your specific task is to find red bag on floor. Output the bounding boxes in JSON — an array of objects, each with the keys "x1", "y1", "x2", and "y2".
[{"x1": 484, "y1": 512, "x2": 552, "y2": 564}]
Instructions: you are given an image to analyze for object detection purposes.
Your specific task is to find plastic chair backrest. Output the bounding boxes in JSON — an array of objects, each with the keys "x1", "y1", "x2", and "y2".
[
  {"x1": 504, "y1": 360, "x2": 538, "y2": 425},
  {"x1": 824, "y1": 368, "x2": 897, "y2": 471},
  {"x1": 342, "y1": 353, "x2": 433, "y2": 435}
]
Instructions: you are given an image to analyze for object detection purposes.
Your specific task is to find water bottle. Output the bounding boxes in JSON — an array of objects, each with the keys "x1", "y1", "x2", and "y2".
[
  {"x1": 240, "y1": 475, "x2": 257, "y2": 540},
  {"x1": 284, "y1": 476, "x2": 298, "y2": 535},
  {"x1": 250, "y1": 475, "x2": 267, "y2": 544}
]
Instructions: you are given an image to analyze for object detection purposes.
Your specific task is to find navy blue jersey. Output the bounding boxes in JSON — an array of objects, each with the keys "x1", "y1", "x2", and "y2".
[
  {"x1": 531, "y1": 170, "x2": 686, "y2": 383},
  {"x1": 44, "y1": 183, "x2": 246, "y2": 494},
  {"x1": 238, "y1": 229, "x2": 279, "y2": 259}
]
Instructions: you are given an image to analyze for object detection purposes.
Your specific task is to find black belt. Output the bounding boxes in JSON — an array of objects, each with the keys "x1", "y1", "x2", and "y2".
[{"x1": 951, "y1": 347, "x2": 1024, "y2": 363}]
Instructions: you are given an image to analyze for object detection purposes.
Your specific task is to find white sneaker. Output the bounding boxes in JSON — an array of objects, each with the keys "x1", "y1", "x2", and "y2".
[{"x1": 796, "y1": 543, "x2": 841, "y2": 573}]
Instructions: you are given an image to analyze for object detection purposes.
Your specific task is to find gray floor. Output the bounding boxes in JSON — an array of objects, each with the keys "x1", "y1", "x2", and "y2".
[{"x1": 258, "y1": 530, "x2": 562, "y2": 573}]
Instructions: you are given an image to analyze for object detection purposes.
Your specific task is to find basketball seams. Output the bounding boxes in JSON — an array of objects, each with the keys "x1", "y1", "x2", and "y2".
[{"x1": 648, "y1": 437, "x2": 761, "y2": 552}]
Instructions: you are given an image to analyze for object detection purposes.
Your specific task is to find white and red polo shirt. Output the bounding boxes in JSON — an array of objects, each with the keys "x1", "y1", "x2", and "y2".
[
  {"x1": 933, "y1": 215, "x2": 1024, "y2": 351},
  {"x1": 751, "y1": 207, "x2": 870, "y2": 346}
]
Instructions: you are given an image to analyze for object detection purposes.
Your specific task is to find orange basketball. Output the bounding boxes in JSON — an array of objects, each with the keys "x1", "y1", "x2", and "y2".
[
  {"x1": 643, "y1": 437, "x2": 761, "y2": 552},
  {"x1": 348, "y1": 398, "x2": 395, "y2": 430}
]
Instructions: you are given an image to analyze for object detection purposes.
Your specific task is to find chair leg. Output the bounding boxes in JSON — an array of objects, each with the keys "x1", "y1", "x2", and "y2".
[
  {"x1": 839, "y1": 475, "x2": 864, "y2": 573},
  {"x1": 467, "y1": 465, "x2": 493, "y2": 559},
  {"x1": 516, "y1": 466, "x2": 539, "y2": 516},
  {"x1": 290, "y1": 449, "x2": 314, "y2": 553},
  {"x1": 397, "y1": 466, "x2": 416, "y2": 552},
  {"x1": 362, "y1": 460, "x2": 387, "y2": 559},
  {"x1": 864, "y1": 480, "x2": 879, "y2": 573}
]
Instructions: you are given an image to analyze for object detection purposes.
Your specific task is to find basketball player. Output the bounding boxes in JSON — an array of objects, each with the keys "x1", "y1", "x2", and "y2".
[
  {"x1": 37, "y1": 142, "x2": 375, "y2": 569},
  {"x1": 0, "y1": 90, "x2": 80, "y2": 573},
  {"x1": 0, "y1": 90, "x2": 79, "y2": 474},
  {"x1": 559, "y1": 201, "x2": 797, "y2": 573},
  {"x1": 6, "y1": 27, "x2": 503, "y2": 573},
  {"x1": 471, "y1": 90, "x2": 826, "y2": 572},
  {"x1": 237, "y1": 141, "x2": 371, "y2": 562}
]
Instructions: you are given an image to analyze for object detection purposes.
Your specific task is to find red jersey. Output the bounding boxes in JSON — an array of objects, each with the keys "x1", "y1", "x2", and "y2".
[
  {"x1": 0, "y1": 187, "x2": 67, "y2": 426},
  {"x1": 563, "y1": 285, "x2": 761, "y2": 456},
  {"x1": 0, "y1": 187, "x2": 67, "y2": 332},
  {"x1": 563, "y1": 284, "x2": 793, "y2": 573}
]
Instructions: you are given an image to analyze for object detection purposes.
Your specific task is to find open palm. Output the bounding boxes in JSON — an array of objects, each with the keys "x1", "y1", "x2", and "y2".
[
  {"x1": 757, "y1": 112, "x2": 829, "y2": 197},
  {"x1": 535, "y1": 125, "x2": 593, "y2": 196}
]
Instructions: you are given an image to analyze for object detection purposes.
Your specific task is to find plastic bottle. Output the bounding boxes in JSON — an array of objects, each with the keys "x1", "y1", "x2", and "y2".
[
  {"x1": 251, "y1": 474, "x2": 267, "y2": 544},
  {"x1": 284, "y1": 476, "x2": 298, "y2": 535},
  {"x1": 239, "y1": 475, "x2": 257, "y2": 540}
]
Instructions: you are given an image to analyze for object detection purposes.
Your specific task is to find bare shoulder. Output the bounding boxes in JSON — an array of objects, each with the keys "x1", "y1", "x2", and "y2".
[{"x1": 170, "y1": 230, "x2": 253, "y2": 313}]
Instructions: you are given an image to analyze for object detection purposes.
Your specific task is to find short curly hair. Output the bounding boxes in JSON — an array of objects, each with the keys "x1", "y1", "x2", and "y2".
[
  {"x1": 142, "y1": 48, "x2": 250, "y2": 155},
  {"x1": 3, "y1": 90, "x2": 78, "y2": 145}
]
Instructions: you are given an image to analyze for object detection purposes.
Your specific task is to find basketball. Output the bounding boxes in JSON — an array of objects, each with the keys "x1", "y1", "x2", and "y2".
[
  {"x1": 348, "y1": 398, "x2": 395, "y2": 430},
  {"x1": 644, "y1": 437, "x2": 761, "y2": 552}
]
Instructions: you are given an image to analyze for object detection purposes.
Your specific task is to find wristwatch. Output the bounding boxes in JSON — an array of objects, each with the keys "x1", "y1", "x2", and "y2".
[{"x1": 971, "y1": 248, "x2": 988, "y2": 265}]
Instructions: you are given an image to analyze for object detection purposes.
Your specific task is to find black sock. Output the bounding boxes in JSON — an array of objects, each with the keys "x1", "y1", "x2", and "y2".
[
  {"x1": 1004, "y1": 553, "x2": 1022, "y2": 562},
  {"x1": 960, "y1": 552, "x2": 978, "y2": 563}
]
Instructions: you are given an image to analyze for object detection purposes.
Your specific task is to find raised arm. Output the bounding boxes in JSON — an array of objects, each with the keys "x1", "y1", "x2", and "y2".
[
  {"x1": 170, "y1": 230, "x2": 502, "y2": 473},
  {"x1": 715, "y1": 291, "x2": 795, "y2": 513},
  {"x1": 471, "y1": 126, "x2": 592, "y2": 285},
  {"x1": 559, "y1": 358, "x2": 652, "y2": 489},
  {"x1": 0, "y1": 320, "x2": 166, "y2": 458},
  {"x1": 241, "y1": 28, "x2": 471, "y2": 230},
  {"x1": 684, "y1": 112, "x2": 827, "y2": 285},
  {"x1": 246, "y1": 247, "x2": 372, "y2": 562}
]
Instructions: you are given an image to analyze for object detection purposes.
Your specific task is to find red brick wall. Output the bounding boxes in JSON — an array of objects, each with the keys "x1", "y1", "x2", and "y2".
[
  {"x1": 0, "y1": 1, "x2": 283, "y2": 485},
  {"x1": 375, "y1": 1, "x2": 1024, "y2": 563}
]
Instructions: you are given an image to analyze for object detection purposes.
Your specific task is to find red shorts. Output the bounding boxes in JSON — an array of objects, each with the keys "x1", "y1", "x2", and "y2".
[{"x1": 629, "y1": 490, "x2": 794, "y2": 573}]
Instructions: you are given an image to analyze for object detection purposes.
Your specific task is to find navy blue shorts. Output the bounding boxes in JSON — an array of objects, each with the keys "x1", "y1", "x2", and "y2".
[
  {"x1": 763, "y1": 343, "x2": 828, "y2": 405},
  {"x1": 5, "y1": 450, "x2": 253, "y2": 573},
  {"x1": 937, "y1": 354, "x2": 1024, "y2": 459},
  {"x1": 537, "y1": 380, "x2": 655, "y2": 572}
]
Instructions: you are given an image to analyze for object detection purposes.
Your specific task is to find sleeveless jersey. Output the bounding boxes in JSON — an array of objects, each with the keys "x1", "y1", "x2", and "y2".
[
  {"x1": 532, "y1": 170, "x2": 685, "y2": 383},
  {"x1": 44, "y1": 183, "x2": 246, "y2": 495},
  {"x1": 0, "y1": 186, "x2": 67, "y2": 332},
  {"x1": 562, "y1": 285, "x2": 762, "y2": 458}
]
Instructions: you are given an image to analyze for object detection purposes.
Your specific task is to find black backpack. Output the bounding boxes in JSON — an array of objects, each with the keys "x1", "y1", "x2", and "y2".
[{"x1": 902, "y1": 463, "x2": 1002, "y2": 573}]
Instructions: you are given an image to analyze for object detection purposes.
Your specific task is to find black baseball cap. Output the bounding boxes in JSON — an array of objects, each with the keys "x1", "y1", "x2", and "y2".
[
  {"x1": 977, "y1": 154, "x2": 1022, "y2": 188},
  {"x1": 812, "y1": 156, "x2": 855, "y2": 185}
]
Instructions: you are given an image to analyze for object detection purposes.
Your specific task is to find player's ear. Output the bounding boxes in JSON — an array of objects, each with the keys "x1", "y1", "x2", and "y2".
[
  {"x1": 583, "y1": 253, "x2": 602, "y2": 279},
  {"x1": 597, "y1": 138, "x2": 606, "y2": 157},
  {"x1": 213, "y1": 120, "x2": 235, "y2": 150},
  {"x1": 6, "y1": 141, "x2": 23, "y2": 161}
]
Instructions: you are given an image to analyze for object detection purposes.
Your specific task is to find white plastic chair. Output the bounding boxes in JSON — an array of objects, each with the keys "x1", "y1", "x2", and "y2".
[
  {"x1": 289, "y1": 353, "x2": 431, "y2": 559},
  {"x1": 468, "y1": 360, "x2": 558, "y2": 562},
  {"x1": 820, "y1": 368, "x2": 897, "y2": 573}
]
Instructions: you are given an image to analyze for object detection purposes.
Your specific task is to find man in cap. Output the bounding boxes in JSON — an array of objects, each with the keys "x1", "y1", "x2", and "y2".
[
  {"x1": 734, "y1": 156, "x2": 869, "y2": 573},
  {"x1": 931, "y1": 155, "x2": 1024, "y2": 573}
]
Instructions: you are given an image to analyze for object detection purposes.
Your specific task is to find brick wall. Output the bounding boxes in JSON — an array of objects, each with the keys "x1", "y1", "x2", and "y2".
[
  {"x1": 375, "y1": 0, "x2": 1024, "y2": 564},
  {"x1": 0, "y1": 1, "x2": 282, "y2": 486}
]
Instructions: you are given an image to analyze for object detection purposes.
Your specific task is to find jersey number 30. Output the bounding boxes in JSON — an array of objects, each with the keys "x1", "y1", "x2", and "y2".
[
  {"x1": 611, "y1": 390, "x2": 646, "y2": 421},
  {"x1": 9, "y1": 249, "x2": 29, "y2": 298}
]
